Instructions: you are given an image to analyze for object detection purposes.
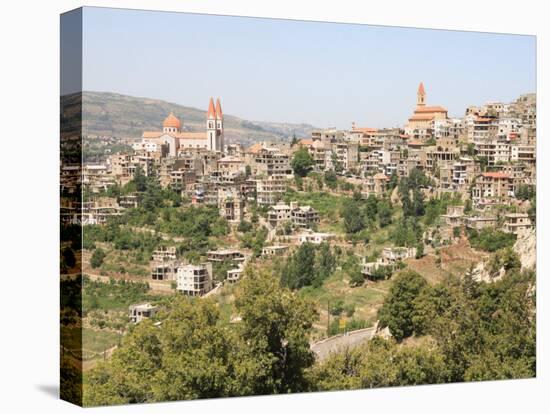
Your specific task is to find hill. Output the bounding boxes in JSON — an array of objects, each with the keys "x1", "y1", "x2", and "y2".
[{"x1": 62, "y1": 91, "x2": 316, "y2": 146}]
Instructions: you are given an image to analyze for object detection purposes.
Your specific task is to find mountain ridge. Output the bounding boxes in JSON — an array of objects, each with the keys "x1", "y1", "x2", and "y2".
[{"x1": 64, "y1": 91, "x2": 316, "y2": 145}]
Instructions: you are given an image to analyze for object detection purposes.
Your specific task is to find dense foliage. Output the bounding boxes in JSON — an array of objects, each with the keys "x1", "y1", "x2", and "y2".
[
  {"x1": 280, "y1": 242, "x2": 336, "y2": 289},
  {"x1": 83, "y1": 271, "x2": 317, "y2": 406},
  {"x1": 291, "y1": 147, "x2": 314, "y2": 177},
  {"x1": 467, "y1": 228, "x2": 516, "y2": 252}
]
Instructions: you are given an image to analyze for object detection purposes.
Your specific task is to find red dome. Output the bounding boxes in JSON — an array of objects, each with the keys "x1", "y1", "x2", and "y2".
[{"x1": 163, "y1": 112, "x2": 181, "y2": 129}]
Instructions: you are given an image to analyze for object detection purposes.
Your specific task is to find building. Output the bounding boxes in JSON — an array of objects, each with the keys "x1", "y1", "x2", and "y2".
[
  {"x1": 291, "y1": 205, "x2": 320, "y2": 229},
  {"x1": 406, "y1": 82, "x2": 448, "y2": 138},
  {"x1": 129, "y1": 303, "x2": 158, "y2": 323},
  {"x1": 296, "y1": 230, "x2": 335, "y2": 245},
  {"x1": 152, "y1": 246, "x2": 177, "y2": 262},
  {"x1": 246, "y1": 145, "x2": 292, "y2": 176},
  {"x1": 441, "y1": 205, "x2": 465, "y2": 226},
  {"x1": 217, "y1": 187, "x2": 244, "y2": 222},
  {"x1": 262, "y1": 245, "x2": 290, "y2": 257},
  {"x1": 464, "y1": 216, "x2": 497, "y2": 230},
  {"x1": 471, "y1": 172, "x2": 513, "y2": 203},
  {"x1": 380, "y1": 247, "x2": 417, "y2": 264},
  {"x1": 256, "y1": 174, "x2": 287, "y2": 205},
  {"x1": 267, "y1": 201, "x2": 319, "y2": 229},
  {"x1": 207, "y1": 249, "x2": 245, "y2": 263},
  {"x1": 139, "y1": 98, "x2": 224, "y2": 155},
  {"x1": 176, "y1": 263, "x2": 213, "y2": 296},
  {"x1": 226, "y1": 264, "x2": 244, "y2": 283},
  {"x1": 502, "y1": 213, "x2": 533, "y2": 235}
]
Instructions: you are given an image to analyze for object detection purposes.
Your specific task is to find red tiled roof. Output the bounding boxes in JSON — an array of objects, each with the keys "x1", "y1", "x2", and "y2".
[
  {"x1": 409, "y1": 114, "x2": 435, "y2": 121},
  {"x1": 482, "y1": 172, "x2": 510, "y2": 179},
  {"x1": 163, "y1": 112, "x2": 181, "y2": 129},
  {"x1": 414, "y1": 106, "x2": 447, "y2": 113},
  {"x1": 141, "y1": 131, "x2": 205, "y2": 140},
  {"x1": 299, "y1": 139, "x2": 314, "y2": 146},
  {"x1": 247, "y1": 143, "x2": 263, "y2": 154},
  {"x1": 418, "y1": 82, "x2": 426, "y2": 95},
  {"x1": 207, "y1": 97, "x2": 216, "y2": 119},
  {"x1": 215, "y1": 98, "x2": 223, "y2": 118},
  {"x1": 352, "y1": 127, "x2": 378, "y2": 133}
]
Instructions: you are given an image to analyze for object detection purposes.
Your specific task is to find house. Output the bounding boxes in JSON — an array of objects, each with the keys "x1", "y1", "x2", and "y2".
[
  {"x1": 262, "y1": 245, "x2": 289, "y2": 257},
  {"x1": 207, "y1": 249, "x2": 245, "y2": 263},
  {"x1": 129, "y1": 303, "x2": 158, "y2": 323},
  {"x1": 226, "y1": 264, "x2": 244, "y2": 283},
  {"x1": 502, "y1": 213, "x2": 533, "y2": 235},
  {"x1": 152, "y1": 246, "x2": 177, "y2": 262},
  {"x1": 268, "y1": 201, "x2": 293, "y2": 227},
  {"x1": 464, "y1": 216, "x2": 497, "y2": 230},
  {"x1": 380, "y1": 247, "x2": 417, "y2": 264},
  {"x1": 256, "y1": 174, "x2": 287, "y2": 206},
  {"x1": 296, "y1": 230, "x2": 335, "y2": 245},
  {"x1": 291, "y1": 205, "x2": 320, "y2": 228},
  {"x1": 267, "y1": 201, "x2": 319, "y2": 229},
  {"x1": 471, "y1": 172, "x2": 513, "y2": 203},
  {"x1": 217, "y1": 187, "x2": 244, "y2": 222},
  {"x1": 176, "y1": 263, "x2": 213, "y2": 296},
  {"x1": 151, "y1": 263, "x2": 177, "y2": 281},
  {"x1": 442, "y1": 205, "x2": 465, "y2": 226}
]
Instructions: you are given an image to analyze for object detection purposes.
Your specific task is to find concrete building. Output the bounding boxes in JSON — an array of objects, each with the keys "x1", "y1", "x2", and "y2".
[
  {"x1": 176, "y1": 263, "x2": 213, "y2": 296},
  {"x1": 502, "y1": 213, "x2": 533, "y2": 235},
  {"x1": 472, "y1": 172, "x2": 513, "y2": 203},
  {"x1": 207, "y1": 249, "x2": 245, "y2": 263},
  {"x1": 262, "y1": 245, "x2": 290, "y2": 257},
  {"x1": 217, "y1": 187, "x2": 244, "y2": 222},
  {"x1": 129, "y1": 303, "x2": 158, "y2": 324},
  {"x1": 256, "y1": 174, "x2": 287, "y2": 206}
]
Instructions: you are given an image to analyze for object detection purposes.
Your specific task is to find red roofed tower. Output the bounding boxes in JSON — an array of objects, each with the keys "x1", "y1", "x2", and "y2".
[
  {"x1": 417, "y1": 82, "x2": 426, "y2": 107},
  {"x1": 206, "y1": 97, "x2": 224, "y2": 152}
]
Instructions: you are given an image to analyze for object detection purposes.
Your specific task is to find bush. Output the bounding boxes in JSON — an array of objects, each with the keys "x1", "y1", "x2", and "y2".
[
  {"x1": 467, "y1": 228, "x2": 516, "y2": 252},
  {"x1": 90, "y1": 248, "x2": 106, "y2": 269}
]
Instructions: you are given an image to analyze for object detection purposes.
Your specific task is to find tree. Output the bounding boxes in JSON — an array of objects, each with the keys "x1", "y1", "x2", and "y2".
[
  {"x1": 290, "y1": 132, "x2": 299, "y2": 147},
  {"x1": 235, "y1": 270, "x2": 317, "y2": 394},
  {"x1": 291, "y1": 147, "x2": 313, "y2": 177},
  {"x1": 62, "y1": 247, "x2": 76, "y2": 269},
  {"x1": 324, "y1": 171, "x2": 338, "y2": 190},
  {"x1": 90, "y1": 248, "x2": 106, "y2": 269},
  {"x1": 281, "y1": 243, "x2": 317, "y2": 289},
  {"x1": 377, "y1": 200, "x2": 392, "y2": 228},
  {"x1": 378, "y1": 270, "x2": 428, "y2": 341},
  {"x1": 342, "y1": 197, "x2": 365, "y2": 234}
]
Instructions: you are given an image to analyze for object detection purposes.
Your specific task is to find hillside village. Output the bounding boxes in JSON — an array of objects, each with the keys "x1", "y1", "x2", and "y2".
[{"x1": 60, "y1": 83, "x2": 536, "y2": 403}]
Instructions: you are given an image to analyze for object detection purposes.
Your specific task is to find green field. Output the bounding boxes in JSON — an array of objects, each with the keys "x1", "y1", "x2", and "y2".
[{"x1": 62, "y1": 327, "x2": 121, "y2": 359}]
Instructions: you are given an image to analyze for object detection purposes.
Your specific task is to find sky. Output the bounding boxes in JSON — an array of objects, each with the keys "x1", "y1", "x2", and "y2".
[{"x1": 76, "y1": 6, "x2": 536, "y2": 129}]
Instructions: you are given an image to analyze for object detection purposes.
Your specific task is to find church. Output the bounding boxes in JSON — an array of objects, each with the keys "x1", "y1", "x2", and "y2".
[
  {"x1": 139, "y1": 97, "x2": 225, "y2": 156},
  {"x1": 406, "y1": 82, "x2": 448, "y2": 137}
]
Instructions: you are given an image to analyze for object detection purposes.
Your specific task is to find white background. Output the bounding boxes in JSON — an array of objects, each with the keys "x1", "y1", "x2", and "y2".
[{"x1": 0, "y1": 0, "x2": 548, "y2": 412}]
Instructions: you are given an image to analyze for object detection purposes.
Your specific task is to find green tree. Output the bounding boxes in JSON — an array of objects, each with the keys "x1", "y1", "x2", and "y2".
[
  {"x1": 291, "y1": 147, "x2": 314, "y2": 177},
  {"x1": 342, "y1": 197, "x2": 365, "y2": 234},
  {"x1": 378, "y1": 270, "x2": 428, "y2": 341},
  {"x1": 90, "y1": 248, "x2": 106, "y2": 269},
  {"x1": 235, "y1": 270, "x2": 318, "y2": 394}
]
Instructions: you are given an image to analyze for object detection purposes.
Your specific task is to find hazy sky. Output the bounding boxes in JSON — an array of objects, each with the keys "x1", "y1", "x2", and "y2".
[{"x1": 80, "y1": 7, "x2": 536, "y2": 129}]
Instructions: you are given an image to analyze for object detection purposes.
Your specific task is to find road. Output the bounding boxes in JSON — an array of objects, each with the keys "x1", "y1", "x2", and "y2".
[{"x1": 310, "y1": 326, "x2": 377, "y2": 361}]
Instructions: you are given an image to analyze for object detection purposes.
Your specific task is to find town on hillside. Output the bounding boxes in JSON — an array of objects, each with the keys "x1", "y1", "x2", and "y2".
[{"x1": 60, "y1": 83, "x2": 536, "y2": 405}]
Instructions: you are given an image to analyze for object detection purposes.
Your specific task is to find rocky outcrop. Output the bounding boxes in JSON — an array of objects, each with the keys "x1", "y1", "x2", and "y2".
[{"x1": 514, "y1": 228, "x2": 536, "y2": 270}]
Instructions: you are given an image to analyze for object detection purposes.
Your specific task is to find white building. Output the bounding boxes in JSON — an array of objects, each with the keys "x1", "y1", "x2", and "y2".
[
  {"x1": 129, "y1": 303, "x2": 158, "y2": 324},
  {"x1": 176, "y1": 263, "x2": 213, "y2": 296}
]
